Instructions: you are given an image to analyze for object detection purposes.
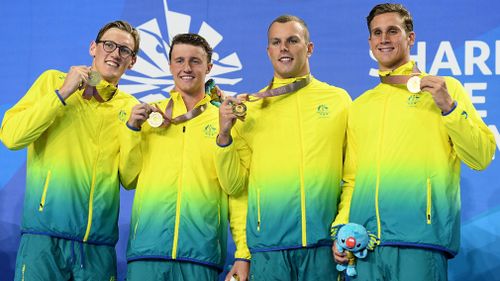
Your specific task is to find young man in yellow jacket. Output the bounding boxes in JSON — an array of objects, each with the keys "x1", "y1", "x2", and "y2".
[
  {"x1": 124, "y1": 33, "x2": 250, "y2": 281},
  {"x1": 216, "y1": 15, "x2": 351, "y2": 280},
  {"x1": 0, "y1": 21, "x2": 141, "y2": 281},
  {"x1": 332, "y1": 4, "x2": 496, "y2": 281}
]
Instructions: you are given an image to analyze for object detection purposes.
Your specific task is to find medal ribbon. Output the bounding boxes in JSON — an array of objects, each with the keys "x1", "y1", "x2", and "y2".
[
  {"x1": 205, "y1": 76, "x2": 311, "y2": 118},
  {"x1": 208, "y1": 75, "x2": 311, "y2": 105},
  {"x1": 247, "y1": 75, "x2": 312, "y2": 102},
  {"x1": 379, "y1": 64, "x2": 421, "y2": 85},
  {"x1": 82, "y1": 86, "x2": 105, "y2": 102},
  {"x1": 160, "y1": 98, "x2": 207, "y2": 125}
]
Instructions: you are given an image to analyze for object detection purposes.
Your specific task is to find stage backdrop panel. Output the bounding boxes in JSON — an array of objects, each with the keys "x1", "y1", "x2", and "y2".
[{"x1": 1, "y1": 1, "x2": 499, "y2": 280}]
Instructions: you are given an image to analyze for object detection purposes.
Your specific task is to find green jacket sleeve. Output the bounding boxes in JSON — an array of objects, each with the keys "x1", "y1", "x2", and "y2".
[
  {"x1": 214, "y1": 124, "x2": 251, "y2": 259},
  {"x1": 118, "y1": 100, "x2": 142, "y2": 190},
  {"x1": 214, "y1": 126, "x2": 251, "y2": 195},
  {"x1": 332, "y1": 114, "x2": 355, "y2": 228},
  {"x1": 229, "y1": 190, "x2": 251, "y2": 260},
  {"x1": 1, "y1": 70, "x2": 66, "y2": 150},
  {"x1": 442, "y1": 77, "x2": 496, "y2": 170}
]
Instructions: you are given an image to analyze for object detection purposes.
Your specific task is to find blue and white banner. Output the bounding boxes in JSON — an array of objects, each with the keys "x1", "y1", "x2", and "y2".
[{"x1": 1, "y1": 1, "x2": 498, "y2": 280}]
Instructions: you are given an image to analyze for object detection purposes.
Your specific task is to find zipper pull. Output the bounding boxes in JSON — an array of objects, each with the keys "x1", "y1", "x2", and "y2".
[{"x1": 182, "y1": 126, "x2": 186, "y2": 133}]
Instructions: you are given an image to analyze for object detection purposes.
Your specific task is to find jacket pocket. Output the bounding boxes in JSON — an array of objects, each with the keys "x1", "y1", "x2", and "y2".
[
  {"x1": 257, "y1": 187, "x2": 261, "y2": 231},
  {"x1": 218, "y1": 203, "x2": 221, "y2": 226},
  {"x1": 38, "y1": 170, "x2": 52, "y2": 212},
  {"x1": 426, "y1": 177, "x2": 432, "y2": 224}
]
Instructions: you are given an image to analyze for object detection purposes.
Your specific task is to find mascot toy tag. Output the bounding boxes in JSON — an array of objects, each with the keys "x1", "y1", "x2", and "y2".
[{"x1": 335, "y1": 223, "x2": 378, "y2": 277}]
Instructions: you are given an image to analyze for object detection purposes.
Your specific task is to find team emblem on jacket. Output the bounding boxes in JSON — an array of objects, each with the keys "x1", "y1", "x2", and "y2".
[
  {"x1": 204, "y1": 124, "x2": 217, "y2": 138},
  {"x1": 316, "y1": 104, "x2": 330, "y2": 117},
  {"x1": 118, "y1": 110, "x2": 128, "y2": 122},
  {"x1": 407, "y1": 94, "x2": 420, "y2": 107}
]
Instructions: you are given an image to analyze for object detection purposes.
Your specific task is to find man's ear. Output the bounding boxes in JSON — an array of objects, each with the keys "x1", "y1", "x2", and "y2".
[
  {"x1": 128, "y1": 56, "x2": 137, "y2": 69},
  {"x1": 89, "y1": 41, "x2": 97, "y2": 57},
  {"x1": 206, "y1": 62, "x2": 213, "y2": 74},
  {"x1": 408, "y1": 31, "x2": 416, "y2": 48},
  {"x1": 306, "y1": 41, "x2": 314, "y2": 57}
]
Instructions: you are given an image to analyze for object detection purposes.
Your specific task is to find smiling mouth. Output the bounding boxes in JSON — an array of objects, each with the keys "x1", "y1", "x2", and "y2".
[
  {"x1": 180, "y1": 75, "x2": 195, "y2": 80},
  {"x1": 378, "y1": 47, "x2": 394, "y2": 53},
  {"x1": 278, "y1": 57, "x2": 293, "y2": 63},
  {"x1": 105, "y1": 60, "x2": 120, "y2": 67}
]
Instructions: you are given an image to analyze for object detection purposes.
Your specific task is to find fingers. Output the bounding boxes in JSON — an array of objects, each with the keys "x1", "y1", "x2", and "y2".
[
  {"x1": 332, "y1": 243, "x2": 348, "y2": 264},
  {"x1": 236, "y1": 93, "x2": 249, "y2": 102},
  {"x1": 214, "y1": 85, "x2": 227, "y2": 100},
  {"x1": 220, "y1": 97, "x2": 238, "y2": 118},
  {"x1": 132, "y1": 103, "x2": 153, "y2": 119},
  {"x1": 128, "y1": 103, "x2": 158, "y2": 128},
  {"x1": 420, "y1": 75, "x2": 446, "y2": 92},
  {"x1": 58, "y1": 66, "x2": 93, "y2": 98},
  {"x1": 224, "y1": 269, "x2": 237, "y2": 281},
  {"x1": 72, "y1": 66, "x2": 92, "y2": 88},
  {"x1": 420, "y1": 76, "x2": 454, "y2": 112}
]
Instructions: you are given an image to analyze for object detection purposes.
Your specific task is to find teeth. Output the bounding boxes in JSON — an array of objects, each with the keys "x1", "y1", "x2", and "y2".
[
  {"x1": 105, "y1": 61, "x2": 119, "y2": 67},
  {"x1": 279, "y1": 57, "x2": 292, "y2": 62},
  {"x1": 180, "y1": 76, "x2": 194, "y2": 80},
  {"x1": 378, "y1": 47, "x2": 393, "y2": 52}
]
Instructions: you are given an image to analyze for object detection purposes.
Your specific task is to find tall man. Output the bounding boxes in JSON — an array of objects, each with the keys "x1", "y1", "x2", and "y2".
[
  {"x1": 217, "y1": 15, "x2": 351, "y2": 280},
  {"x1": 124, "y1": 33, "x2": 250, "y2": 281},
  {"x1": 0, "y1": 20, "x2": 141, "y2": 280},
  {"x1": 332, "y1": 4, "x2": 496, "y2": 280}
]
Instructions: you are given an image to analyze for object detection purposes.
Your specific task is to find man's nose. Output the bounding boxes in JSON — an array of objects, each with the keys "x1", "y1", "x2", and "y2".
[
  {"x1": 183, "y1": 62, "x2": 192, "y2": 72},
  {"x1": 280, "y1": 42, "x2": 289, "y2": 52}
]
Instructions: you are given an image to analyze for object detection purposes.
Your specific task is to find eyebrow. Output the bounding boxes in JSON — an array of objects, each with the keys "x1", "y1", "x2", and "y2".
[
  {"x1": 270, "y1": 35, "x2": 301, "y2": 41},
  {"x1": 371, "y1": 25, "x2": 400, "y2": 31}
]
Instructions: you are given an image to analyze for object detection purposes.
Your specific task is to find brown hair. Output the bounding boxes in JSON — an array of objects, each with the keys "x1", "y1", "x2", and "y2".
[
  {"x1": 268, "y1": 14, "x2": 310, "y2": 43},
  {"x1": 168, "y1": 33, "x2": 213, "y2": 63},
  {"x1": 95, "y1": 20, "x2": 140, "y2": 54},
  {"x1": 367, "y1": 3, "x2": 413, "y2": 34}
]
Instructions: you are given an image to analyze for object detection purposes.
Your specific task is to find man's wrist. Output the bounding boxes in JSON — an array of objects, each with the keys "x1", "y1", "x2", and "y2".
[
  {"x1": 126, "y1": 121, "x2": 141, "y2": 131},
  {"x1": 442, "y1": 100, "x2": 457, "y2": 116},
  {"x1": 217, "y1": 133, "x2": 233, "y2": 147}
]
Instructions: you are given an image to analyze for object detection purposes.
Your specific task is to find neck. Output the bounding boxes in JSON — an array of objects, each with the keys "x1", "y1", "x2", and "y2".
[
  {"x1": 180, "y1": 90, "x2": 205, "y2": 111},
  {"x1": 379, "y1": 59, "x2": 411, "y2": 72},
  {"x1": 275, "y1": 70, "x2": 310, "y2": 80}
]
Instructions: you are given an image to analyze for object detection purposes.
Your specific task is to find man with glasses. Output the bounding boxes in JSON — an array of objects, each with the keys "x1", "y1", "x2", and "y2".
[{"x1": 0, "y1": 20, "x2": 140, "y2": 281}]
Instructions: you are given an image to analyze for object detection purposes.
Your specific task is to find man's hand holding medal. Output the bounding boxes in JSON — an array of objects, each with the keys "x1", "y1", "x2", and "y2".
[{"x1": 127, "y1": 103, "x2": 162, "y2": 130}]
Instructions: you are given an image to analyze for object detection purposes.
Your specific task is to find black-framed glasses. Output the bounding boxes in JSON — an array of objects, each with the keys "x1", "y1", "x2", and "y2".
[{"x1": 96, "y1": 40, "x2": 135, "y2": 58}]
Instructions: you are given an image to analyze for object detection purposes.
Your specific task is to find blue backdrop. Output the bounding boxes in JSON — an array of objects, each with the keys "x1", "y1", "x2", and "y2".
[{"x1": 0, "y1": 1, "x2": 499, "y2": 280}]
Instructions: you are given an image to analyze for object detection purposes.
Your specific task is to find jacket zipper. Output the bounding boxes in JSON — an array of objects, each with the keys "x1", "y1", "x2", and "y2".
[
  {"x1": 295, "y1": 94, "x2": 307, "y2": 247},
  {"x1": 375, "y1": 96, "x2": 390, "y2": 239},
  {"x1": 172, "y1": 126, "x2": 186, "y2": 258},
  {"x1": 38, "y1": 170, "x2": 52, "y2": 211},
  {"x1": 83, "y1": 115, "x2": 103, "y2": 242}
]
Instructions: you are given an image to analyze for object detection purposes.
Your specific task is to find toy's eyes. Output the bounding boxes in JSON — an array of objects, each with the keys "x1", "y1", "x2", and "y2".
[
  {"x1": 357, "y1": 243, "x2": 361, "y2": 247},
  {"x1": 341, "y1": 239, "x2": 345, "y2": 243}
]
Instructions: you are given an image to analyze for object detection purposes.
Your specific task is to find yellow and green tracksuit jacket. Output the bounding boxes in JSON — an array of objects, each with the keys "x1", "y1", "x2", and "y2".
[
  {"x1": 124, "y1": 91, "x2": 249, "y2": 271},
  {"x1": 334, "y1": 61, "x2": 496, "y2": 257},
  {"x1": 215, "y1": 75, "x2": 352, "y2": 253},
  {"x1": 0, "y1": 69, "x2": 140, "y2": 246}
]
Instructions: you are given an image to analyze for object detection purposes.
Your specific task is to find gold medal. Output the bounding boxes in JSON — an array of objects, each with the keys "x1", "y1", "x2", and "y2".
[
  {"x1": 406, "y1": 76, "x2": 421, "y2": 94},
  {"x1": 147, "y1": 112, "x2": 164, "y2": 128},
  {"x1": 230, "y1": 275, "x2": 240, "y2": 281},
  {"x1": 88, "y1": 70, "x2": 102, "y2": 87},
  {"x1": 232, "y1": 103, "x2": 247, "y2": 117}
]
